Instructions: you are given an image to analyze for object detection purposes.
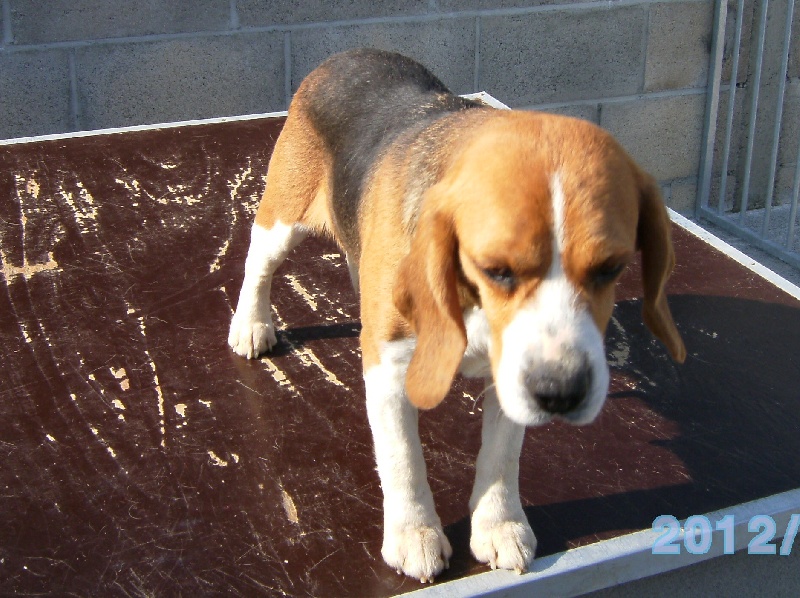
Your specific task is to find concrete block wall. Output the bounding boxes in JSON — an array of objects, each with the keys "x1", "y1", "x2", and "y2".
[{"x1": 0, "y1": 0, "x2": 716, "y2": 212}]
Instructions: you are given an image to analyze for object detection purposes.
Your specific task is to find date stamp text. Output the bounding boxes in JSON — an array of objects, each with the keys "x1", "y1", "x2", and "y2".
[{"x1": 652, "y1": 514, "x2": 800, "y2": 555}]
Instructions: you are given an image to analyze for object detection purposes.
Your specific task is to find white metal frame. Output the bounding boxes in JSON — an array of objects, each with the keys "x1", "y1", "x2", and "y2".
[{"x1": 404, "y1": 487, "x2": 800, "y2": 598}]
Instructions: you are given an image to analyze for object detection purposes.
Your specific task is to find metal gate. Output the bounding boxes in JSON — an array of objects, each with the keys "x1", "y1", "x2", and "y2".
[{"x1": 697, "y1": 0, "x2": 800, "y2": 269}]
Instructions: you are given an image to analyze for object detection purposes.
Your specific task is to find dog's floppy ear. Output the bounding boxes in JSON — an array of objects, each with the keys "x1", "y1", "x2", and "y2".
[
  {"x1": 394, "y1": 192, "x2": 467, "y2": 409},
  {"x1": 635, "y1": 167, "x2": 687, "y2": 363}
]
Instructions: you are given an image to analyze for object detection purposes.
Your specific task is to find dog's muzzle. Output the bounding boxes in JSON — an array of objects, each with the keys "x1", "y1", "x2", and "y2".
[{"x1": 526, "y1": 349, "x2": 592, "y2": 416}]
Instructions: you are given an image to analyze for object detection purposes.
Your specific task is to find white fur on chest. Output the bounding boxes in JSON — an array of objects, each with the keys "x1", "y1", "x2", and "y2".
[
  {"x1": 377, "y1": 307, "x2": 493, "y2": 380},
  {"x1": 459, "y1": 306, "x2": 493, "y2": 379}
]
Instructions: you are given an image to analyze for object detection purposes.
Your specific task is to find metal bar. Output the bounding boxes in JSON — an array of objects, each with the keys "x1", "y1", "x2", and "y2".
[
  {"x1": 717, "y1": 0, "x2": 746, "y2": 215},
  {"x1": 696, "y1": 0, "x2": 729, "y2": 214},
  {"x1": 700, "y1": 206, "x2": 800, "y2": 270},
  {"x1": 738, "y1": 0, "x2": 771, "y2": 225},
  {"x1": 673, "y1": 210, "x2": 800, "y2": 297},
  {"x1": 760, "y1": 0, "x2": 795, "y2": 237}
]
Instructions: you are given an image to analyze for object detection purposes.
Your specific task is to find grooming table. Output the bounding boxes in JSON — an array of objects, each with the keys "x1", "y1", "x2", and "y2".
[{"x1": 2, "y1": 113, "x2": 799, "y2": 597}]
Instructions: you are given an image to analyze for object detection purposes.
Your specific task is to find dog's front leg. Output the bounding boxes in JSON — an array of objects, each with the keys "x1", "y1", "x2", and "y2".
[
  {"x1": 364, "y1": 340, "x2": 452, "y2": 583},
  {"x1": 469, "y1": 383, "x2": 537, "y2": 573}
]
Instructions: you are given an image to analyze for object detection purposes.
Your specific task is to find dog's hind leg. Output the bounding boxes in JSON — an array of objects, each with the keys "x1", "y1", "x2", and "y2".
[
  {"x1": 228, "y1": 220, "x2": 308, "y2": 358},
  {"x1": 229, "y1": 108, "x2": 331, "y2": 359}
]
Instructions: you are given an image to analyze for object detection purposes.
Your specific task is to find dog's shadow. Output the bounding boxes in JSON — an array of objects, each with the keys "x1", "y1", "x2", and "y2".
[
  {"x1": 257, "y1": 291, "x2": 800, "y2": 583},
  {"x1": 433, "y1": 293, "x2": 800, "y2": 580},
  {"x1": 268, "y1": 321, "x2": 362, "y2": 356}
]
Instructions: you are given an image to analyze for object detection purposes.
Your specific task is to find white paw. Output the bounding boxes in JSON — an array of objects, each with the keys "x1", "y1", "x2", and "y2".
[
  {"x1": 382, "y1": 524, "x2": 452, "y2": 583},
  {"x1": 470, "y1": 517, "x2": 537, "y2": 574},
  {"x1": 228, "y1": 313, "x2": 277, "y2": 359}
]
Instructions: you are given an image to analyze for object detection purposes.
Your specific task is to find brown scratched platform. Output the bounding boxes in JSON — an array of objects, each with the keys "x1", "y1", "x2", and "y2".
[{"x1": 1, "y1": 116, "x2": 800, "y2": 596}]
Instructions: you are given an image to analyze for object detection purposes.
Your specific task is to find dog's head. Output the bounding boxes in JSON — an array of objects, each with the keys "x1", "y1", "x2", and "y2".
[{"x1": 394, "y1": 112, "x2": 686, "y2": 426}]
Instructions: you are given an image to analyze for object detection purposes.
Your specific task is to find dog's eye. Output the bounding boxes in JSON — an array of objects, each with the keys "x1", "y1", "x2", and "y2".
[
  {"x1": 588, "y1": 263, "x2": 625, "y2": 287},
  {"x1": 482, "y1": 266, "x2": 516, "y2": 289}
]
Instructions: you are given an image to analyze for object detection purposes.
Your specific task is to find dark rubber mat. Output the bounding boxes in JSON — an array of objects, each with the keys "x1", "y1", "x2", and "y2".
[{"x1": 2, "y1": 116, "x2": 799, "y2": 596}]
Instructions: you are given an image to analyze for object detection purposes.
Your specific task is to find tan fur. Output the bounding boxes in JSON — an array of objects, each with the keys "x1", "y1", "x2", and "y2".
[
  {"x1": 358, "y1": 150, "x2": 415, "y2": 370},
  {"x1": 393, "y1": 199, "x2": 468, "y2": 408},
  {"x1": 634, "y1": 166, "x2": 687, "y2": 362},
  {"x1": 237, "y1": 58, "x2": 687, "y2": 583},
  {"x1": 254, "y1": 86, "x2": 334, "y2": 237},
  {"x1": 254, "y1": 101, "x2": 685, "y2": 408}
]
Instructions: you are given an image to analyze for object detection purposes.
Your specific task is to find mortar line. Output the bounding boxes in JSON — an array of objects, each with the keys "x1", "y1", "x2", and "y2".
[
  {"x1": 229, "y1": 0, "x2": 240, "y2": 30},
  {"x1": 2, "y1": 0, "x2": 12, "y2": 45},
  {"x1": 284, "y1": 32, "x2": 292, "y2": 108},
  {"x1": 640, "y1": 3, "x2": 651, "y2": 93},
  {"x1": 69, "y1": 51, "x2": 81, "y2": 131},
  {"x1": 523, "y1": 84, "x2": 708, "y2": 113},
  {"x1": 2, "y1": 84, "x2": 712, "y2": 146},
  {"x1": 473, "y1": 17, "x2": 481, "y2": 91}
]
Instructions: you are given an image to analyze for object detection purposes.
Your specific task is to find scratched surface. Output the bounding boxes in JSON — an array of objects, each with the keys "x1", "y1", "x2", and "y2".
[{"x1": 2, "y1": 116, "x2": 800, "y2": 596}]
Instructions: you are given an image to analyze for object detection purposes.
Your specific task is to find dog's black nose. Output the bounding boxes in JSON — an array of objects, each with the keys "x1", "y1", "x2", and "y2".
[{"x1": 527, "y1": 353, "x2": 592, "y2": 415}]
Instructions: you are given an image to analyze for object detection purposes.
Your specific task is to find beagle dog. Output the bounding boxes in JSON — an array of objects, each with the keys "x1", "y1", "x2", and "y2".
[{"x1": 229, "y1": 48, "x2": 686, "y2": 583}]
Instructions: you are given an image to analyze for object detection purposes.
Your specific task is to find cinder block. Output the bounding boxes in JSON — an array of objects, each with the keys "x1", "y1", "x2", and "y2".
[
  {"x1": 10, "y1": 0, "x2": 231, "y2": 45},
  {"x1": 666, "y1": 178, "x2": 699, "y2": 213},
  {"x1": 778, "y1": 78, "x2": 800, "y2": 170},
  {"x1": 645, "y1": 1, "x2": 713, "y2": 92},
  {"x1": 706, "y1": 173, "x2": 738, "y2": 212},
  {"x1": 237, "y1": 0, "x2": 429, "y2": 27},
  {"x1": 710, "y1": 86, "x2": 745, "y2": 177},
  {"x1": 721, "y1": 0, "x2": 756, "y2": 86},
  {"x1": 290, "y1": 18, "x2": 476, "y2": 95},
  {"x1": 759, "y1": 0, "x2": 793, "y2": 84},
  {"x1": 438, "y1": 0, "x2": 608, "y2": 9},
  {"x1": 790, "y1": 0, "x2": 800, "y2": 78},
  {"x1": 0, "y1": 50, "x2": 73, "y2": 139},
  {"x1": 479, "y1": 7, "x2": 646, "y2": 106},
  {"x1": 75, "y1": 33, "x2": 285, "y2": 131},
  {"x1": 775, "y1": 164, "x2": 796, "y2": 205},
  {"x1": 600, "y1": 93, "x2": 706, "y2": 181},
  {"x1": 723, "y1": 0, "x2": 794, "y2": 87},
  {"x1": 533, "y1": 103, "x2": 599, "y2": 124}
]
